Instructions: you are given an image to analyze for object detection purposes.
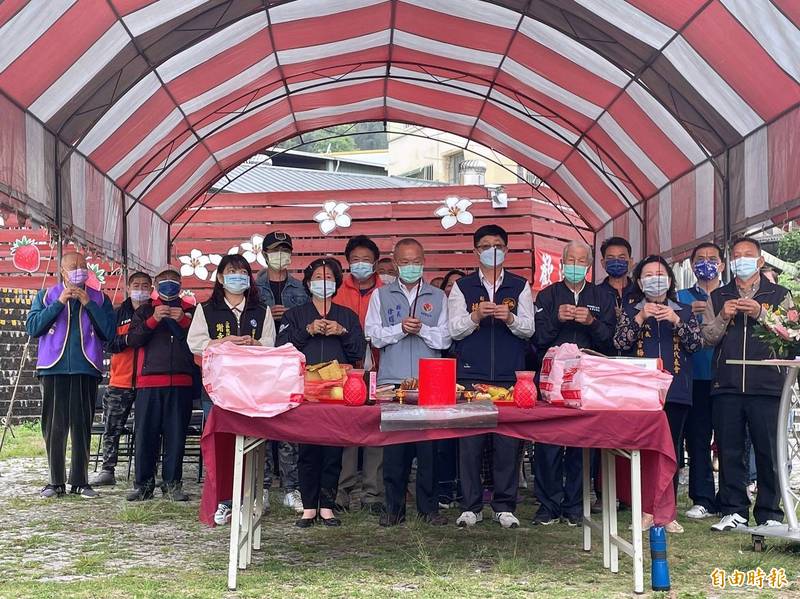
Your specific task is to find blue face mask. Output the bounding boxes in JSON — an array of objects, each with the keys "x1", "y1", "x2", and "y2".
[
  {"x1": 223, "y1": 273, "x2": 250, "y2": 294},
  {"x1": 605, "y1": 258, "x2": 629, "y2": 278},
  {"x1": 693, "y1": 260, "x2": 720, "y2": 282},
  {"x1": 731, "y1": 257, "x2": 759, "y2": 280},
  {"x1": 309, "y1": 279, "x2": 335, "y2": 299},
  {"x1": 479, "y1": 248, "x2": 506, "y2": 268},
  {"x1": 350, "y1": 262, "x2": 374, "y2": 281},
  {"x1": 398, "y1": 264, "x2": 424, "y2": 284},
  {"x1": 563, "y1": 264, "x2": 588, "y2": 284},
  {"x1": 157, "y1": 279, "x2": 181, "y2": 301}
]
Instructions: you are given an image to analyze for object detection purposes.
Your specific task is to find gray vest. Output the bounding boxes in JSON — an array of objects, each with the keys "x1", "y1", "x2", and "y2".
[{"x1": 376, "y1": 281, "x2": 445, "y2": 385}]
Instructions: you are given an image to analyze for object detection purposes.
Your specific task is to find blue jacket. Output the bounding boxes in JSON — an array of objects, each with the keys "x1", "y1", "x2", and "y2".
[
  {"x1": 677, "y1": 286, "x2": 713, "y2": 381},
  {"x1": 613, "y1": 297, "x2": 702, "y2": 406},
  {"x1": 254, "y1": 269, "x2": 309, "y2": 309},
  {"x1": 452, "y1": 271, "x2": 528, "y2": 384},
  {"x1": 26, "y1": 290, "x2": 116, "y2": 378}
]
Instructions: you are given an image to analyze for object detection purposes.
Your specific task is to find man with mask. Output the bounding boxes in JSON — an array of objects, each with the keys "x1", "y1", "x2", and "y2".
[
  {"x1": 27, "y1": 252, "x2": 115, "y2": 498},
  {"x1": 334, "y1": 234, "x2": 385, "y2": 513},
  {"x1": 702, "y1": 237, "x2": 793, "y2": 532},
  {"x1": 376, "y1": 257, "x2": 397, "y2": 285},
  {"x1": 255, "y1": 231, "x2": 308, "y2": 320},
  {"x1": 533, "y1": 240, "x2": 615, "y2": 526},
  {"x1": 366, "y1": 238, "x2": 450, "y2": 527},
  {"x1": 449, "y1": 224, "x2": 535, "y2": 529},
  {"x1": 677, "y1": 242, "x2": 724, "y2": 520},
  {"x1": 253, "y1": 230, "x2": 305, "y2": 512},
  {"x1": 92, "y1": 271, "x2": 153, "y2": 487},
  {"x1": 126, "y1": 266, "x2": 196, "y2": 501},
  {"x1": 598, "y1": 236, "x2": 636, "y2": 316}
]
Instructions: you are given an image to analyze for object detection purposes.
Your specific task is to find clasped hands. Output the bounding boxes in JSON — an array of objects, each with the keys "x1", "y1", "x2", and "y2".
[
  {"x1": 557, "y1": 304, "x2": 594, "y2": 325},
  {"x1": 58, "y1": 287, "x2": 90, "y2": 306},
  {"x1": 307, "y1": 319, "x2": 345, "y2": 336},
  {"x1": 721, "y1": 298, "x2": 762, "y2": 320},
  {"x1": 471, "y1": 301, "x2": 514, "y2": 325},
  {"x1": 153, "y1": 305, "x2": 186, "y2": 322}
]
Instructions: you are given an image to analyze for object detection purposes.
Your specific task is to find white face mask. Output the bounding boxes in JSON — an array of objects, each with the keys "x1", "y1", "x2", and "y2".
[
  {"x1": 379, "y1": 274, "x2": 396, "y2": 285},
  {"x1": 640, "y1": 275, "x2": 670, "y2": 299},
  {"x1": 266, "y1": 251, "x2": 291, "y2": 271},
  {"x1": 309, "y1": 279, "x2": 336, "y2": 299}
]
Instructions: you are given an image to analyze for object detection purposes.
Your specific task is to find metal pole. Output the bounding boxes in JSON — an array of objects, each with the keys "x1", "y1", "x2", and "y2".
[
  {"x1": 722, "y1": 151, "x2": 732, "y2": 284},
  {"x1": 54, "y1": 140, "x2": 63, "y2": 275}
]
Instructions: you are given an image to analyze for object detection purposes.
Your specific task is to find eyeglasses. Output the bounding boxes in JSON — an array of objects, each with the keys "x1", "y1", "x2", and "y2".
[{"x1": 476, "y1": 244, "x2": 507, "y2": 252}]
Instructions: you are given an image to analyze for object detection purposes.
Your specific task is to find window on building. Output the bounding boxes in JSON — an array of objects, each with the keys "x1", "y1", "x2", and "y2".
[
  {"x1": 402, "y1": 164, "x2": 434, "y2": 180},
  {"x1": 446, "y1": 151, "x2": 465, "y2": 184}
]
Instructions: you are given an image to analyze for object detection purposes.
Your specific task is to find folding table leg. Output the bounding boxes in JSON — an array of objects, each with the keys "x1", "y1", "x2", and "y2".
[
  {"x1": 607, "y1": 452, "x2": 619, "y2": 573},
  {"x1": 227, "y1": 434, "x2": 245, "y2": 590},
  {"x1": 241, "y1": 443, "x2": 255, "y2": 568},
  {"x1": 582, "y1": 448, "x2": 591, "y2": 551},
  {"x1": 600, "y1": 449, "x2": 610, "y2": 569},
  {"x1": 630, "y1": 450, "x2": 644, "y2": 594},
  {"x1": 253, "y1": 443, "x2": 265, "y2": 551}
]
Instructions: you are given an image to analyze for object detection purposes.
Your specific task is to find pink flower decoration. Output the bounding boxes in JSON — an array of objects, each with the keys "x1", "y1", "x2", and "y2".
[
  {"x1": 773, "y1": 324, "x2": 791, "y2": 340},
  {"x1": 787, "y1": 309, "x2": 799, "y2": 323}
]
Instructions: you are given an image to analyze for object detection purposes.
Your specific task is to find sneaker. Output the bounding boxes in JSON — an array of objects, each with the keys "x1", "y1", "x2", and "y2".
[
  {"x1": 163, "y1": 481, "x2": 189, "y2": 502},
  {"x1": 70, "y1": 485, "x2": 99, "y2": 499},
  {"x1": 561, "y1": 514, "x2": 581, "y2": 527},
  {"x1": 39, "y1": 484, "x2": 65, "y2": 499},
  {"x1": 531, "y1": 510, "x2": 559, "y2": 526},
  {"x1": 762, "y1": 520, "x2": 783, "y2": 528},
  {"x1": 456, "y1": 511, "x2": 483, "y2": 528},
  {"x1": 419, "y1": 512, "x2": 448, "y2": 526},
  {"x1": 126, "y1": 481, "x2": 155, "y2": 502},
  {"x1": 283, "y1": 490, "x2": 304, "y2": 513},
  {"x1": 379, "y1": 512, "x2": 406, "y2": 527},
  {"x1": 214, "y1": 502, "x2": 233, "y2": 526},
  {"x1": 665, "y1": 520, "x2": 684, "y2": 534},
  {"x1": 90, "y1": 469, "x2": 116, "y2": 486},
  {"x1": 686, "y1": 505, "x2": 715, "y2": 519},
  {"x1": 493, "y1": 511, "x2": 520, "y2": 529},
  {"x1": 711, "y1": 513, "x2": 748, "y2": 532}
]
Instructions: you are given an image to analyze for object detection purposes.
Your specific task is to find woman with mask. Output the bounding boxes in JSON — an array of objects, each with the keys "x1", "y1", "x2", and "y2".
[
  {"x1": 277, "y1": 258, "x2": 365, "y2": 528},
  {"x1": 614, "y1": 255, "x2": 702, "y2": 533}
]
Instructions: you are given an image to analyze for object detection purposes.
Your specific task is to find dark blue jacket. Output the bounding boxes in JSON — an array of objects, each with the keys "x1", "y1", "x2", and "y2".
[
  {"x1": 677, "y1": 286, "x2": 714, "y2": 381},
  {"x1": 614, "y1": 298, "x2": 702, "y2": 406},
  {"x1": 534, "y1": 281, "x2": 615, "y2": 354},
  {"x1": 452, "y1": 271, "x2": 528, "y2": 384},
  {"x1": 709, "y1": 276, "x2": 790, "y2": 397}
]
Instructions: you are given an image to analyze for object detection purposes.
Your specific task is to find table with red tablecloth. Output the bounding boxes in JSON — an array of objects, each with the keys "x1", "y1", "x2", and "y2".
[{"x1": 199, "y1": 402, "x2": 677, "y2": 525}]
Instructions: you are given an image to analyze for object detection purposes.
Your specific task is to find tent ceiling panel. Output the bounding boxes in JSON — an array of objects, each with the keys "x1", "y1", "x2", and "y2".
[{"x1": 0, "y1": 0, "x2": 798, "y2": 244}]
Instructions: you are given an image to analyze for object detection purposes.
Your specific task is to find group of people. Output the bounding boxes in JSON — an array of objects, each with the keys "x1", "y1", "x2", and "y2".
[{"x1": 27, "y1": 223, "x2": 790, "y2": 536}]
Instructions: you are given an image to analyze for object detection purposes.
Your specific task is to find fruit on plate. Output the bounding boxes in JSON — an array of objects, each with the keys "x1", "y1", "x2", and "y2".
[
  {"x1": 473, "y1": 384, "x2": 513, "y2": 401},
  {"x1": 400, "y1": 377, "x2": 418, "y2": 390},
  {"x1": 330, "y1": 386, "x2": 344, "y2": 400},
  {"x1": 456, "y1": 384, "x2": 466, "y2": 392},
  {"x1": 475, "y1": 392, "x2": 492, "y2": 402}
]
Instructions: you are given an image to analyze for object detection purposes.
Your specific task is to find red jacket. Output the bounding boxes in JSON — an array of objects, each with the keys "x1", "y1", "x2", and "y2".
[{"x1": 334, "y1": 274, "x2": 381, "y2": 367}]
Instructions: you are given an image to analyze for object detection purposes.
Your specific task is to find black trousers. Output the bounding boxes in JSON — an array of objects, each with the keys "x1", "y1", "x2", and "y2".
[
  {"x1": 298, "y1": 444, "x2": 343, "y2": 511},
  {"x1": 134, "y1": 386, "x2": 193, "y2": 487},
  {"x1": 685, "y1": 380, "x2": 718, "y2": 511},
  {"x1": 40, "y1": 374, "x2": 98, "y2": 487},
  {"x1": 459, "y1": 433, "x2": 521, "y2": 513},
  {"x1": 384, "y1": 441, "x2": 438, "y2": 517},
  {"x1": 101, "y1": 386, "x2": 135, "y2": 471},
  {"x1": 533, "y1": 443, "x2": 582, "y2": 518},
  {"x1": 713, "y1": 393, "x2": 783, "y2": 524},
  {"x1": 665, "y1": 402, "x2": 690, "y2": 501},
  {"x1": 435, "y1": 438, "x2": 459, "y2": 502}
]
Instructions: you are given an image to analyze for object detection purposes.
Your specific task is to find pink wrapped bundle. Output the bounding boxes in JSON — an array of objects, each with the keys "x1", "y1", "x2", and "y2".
[
  {"x1": 560, "y1": 354, "x2": 673, "y2": 411},
  {"x1": 203, "y1": 342, "x2": 305, "y2": 417},
  {"x1": 539, "y1": 343, "x2": 581, "y2": 405}
]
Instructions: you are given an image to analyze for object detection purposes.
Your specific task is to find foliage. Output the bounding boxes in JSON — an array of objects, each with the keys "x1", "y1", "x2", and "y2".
[
  {"x1": 281, "y1": 122, "x2": 388, "y2": 153},
  {"x1": 753, "y1": 305, "x2": 800, "y2": 358},
  {"x1": 779, "y1": 269, "x2": 800, "y2": 298},
  {"x1": 777, "y1": 229, "x2": 800, "y2": 263}
]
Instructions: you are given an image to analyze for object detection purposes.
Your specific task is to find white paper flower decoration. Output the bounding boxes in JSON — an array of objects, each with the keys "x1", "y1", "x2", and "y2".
[
  {"x1": 435, "y1": 196, "x2": 473, "y2": 229},
  {"x1": 209, "y1": 246, "x2": 240, "y2": 280},
  {"x1": 240, "y1": 234, "x2": 267, "y2": 267},
  {"x1": 179, "y1": 248, "x2": 211, "y2": 280},
  {"x1": 314, "y1": 201, "x2": 351, "y2": 235}
]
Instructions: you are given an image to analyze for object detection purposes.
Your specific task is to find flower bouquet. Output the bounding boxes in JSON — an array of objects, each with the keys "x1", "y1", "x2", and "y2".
[{"x1": 753, "y1": 306, "x2": 800, "y2": 358}]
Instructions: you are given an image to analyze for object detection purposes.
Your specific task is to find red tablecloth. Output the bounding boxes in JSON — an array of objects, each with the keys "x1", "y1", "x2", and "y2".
[{"x1": 199, "y1": 403, "x2": 677, "y2": 525}]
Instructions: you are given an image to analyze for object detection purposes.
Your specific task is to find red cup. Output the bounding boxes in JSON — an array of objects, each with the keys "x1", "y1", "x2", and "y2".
[{"x1": 418, "y1": 358, "x2": 457, "y2": 406}]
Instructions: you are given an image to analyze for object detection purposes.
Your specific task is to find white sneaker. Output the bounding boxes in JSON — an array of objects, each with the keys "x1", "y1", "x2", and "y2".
[
  {"x1": 686, "y1": 505, "x2": 715, "y2": 519},
  {"x1": 283, "y1": 490, "x2": 304, "y2": 513},
  {"x1": 214, "y1": 502, "x2": 232, "y2": 526},
  {"x1": 493, "y1": 511, "x2": 520, "y2": 529},
  {"x1": 762, "y1": 520, "x2": 783, "y2": 528},
  {"x1": 456, "y1": 511, "x2": 483, "y2": 528},
  {"x1": 711, "y1": 513, "x2": 747, "y2": 532}
]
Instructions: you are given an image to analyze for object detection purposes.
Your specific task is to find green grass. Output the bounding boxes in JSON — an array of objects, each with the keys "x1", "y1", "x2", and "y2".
[{"x1": 0, "y1": 420, "x2": 46, "y2": 459}]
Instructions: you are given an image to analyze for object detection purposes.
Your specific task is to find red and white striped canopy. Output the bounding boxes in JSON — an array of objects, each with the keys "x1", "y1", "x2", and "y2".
[{"x1": 1, "y1": 0, "x2": 799, "y2": 268}]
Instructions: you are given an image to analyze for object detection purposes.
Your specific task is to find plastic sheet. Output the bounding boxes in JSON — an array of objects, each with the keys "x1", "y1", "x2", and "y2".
[
  {"x1": 379, "y1": 400, "x2": 498, "y2": 432},
  {"x1": 203, "y1": 342, "x2": 305, "y2": 418}
]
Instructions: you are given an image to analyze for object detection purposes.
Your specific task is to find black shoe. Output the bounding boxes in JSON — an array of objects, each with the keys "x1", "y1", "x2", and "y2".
[
  {"x1": 127, "y1": 480, "x2": 155, "y2": 502},
  {"x1": 295, "y1": 517, "x2": 316, "y2": 528},
  {"x1": 321, "y1": 516, "x2": 342, "y2": 527},
  {"x1": 379, "y1": 512, "x2": 406, "y2": 527},
  {"x1": 163, "y1": 481, "x2": 189, "y2": 502},
  {"x1": 70, "y1": 485, "x2": 99, "y2": 499},
  {"x1": 39, "y1": 484, "x2": 65, "y2": 499},
  {"x1": 362, "y1": 502, "x2": 384, "y2": 516},
  {"x1": 419, "y1": 512, "x2": 448, "y2": 526},
  {"x1": 562, "y1": 514, "x2": 581, "y2": 527},
  {"x1": 531, "y1": 511, "x2": 559, "y2": 526},
  {"x1": 91, "y1": 469, "x2": 116, "y2": 486}
]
